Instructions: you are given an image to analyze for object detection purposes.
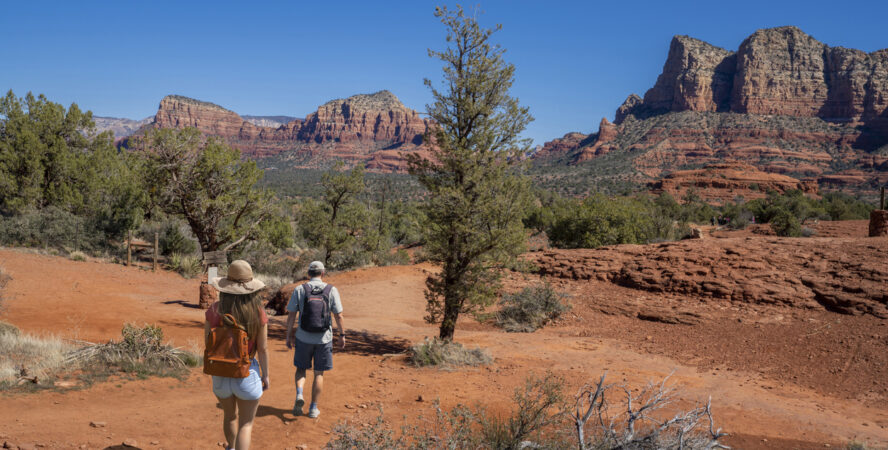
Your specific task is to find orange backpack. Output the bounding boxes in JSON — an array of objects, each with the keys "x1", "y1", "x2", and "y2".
[{"x1": 204, "y1": 313, "x2": 252, "y2": 378}]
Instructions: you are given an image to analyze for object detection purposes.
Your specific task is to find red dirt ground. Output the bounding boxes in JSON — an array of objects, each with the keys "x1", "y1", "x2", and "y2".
[{"x1": 0, "y1": 221, "x2": 886, "y2": 449}]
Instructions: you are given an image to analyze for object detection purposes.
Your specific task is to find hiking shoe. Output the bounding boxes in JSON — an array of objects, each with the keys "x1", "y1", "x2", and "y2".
[
  {"x1": 308, "y1": 405, "x2": 320, "y2": 418},
  {"x1": 292, "y1": 396, "x2": 305, "y2": 416}
]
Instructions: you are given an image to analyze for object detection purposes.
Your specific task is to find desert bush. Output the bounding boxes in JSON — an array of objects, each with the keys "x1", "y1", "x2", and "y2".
[
  {"x1": 0, "y1": 330, "x2": 73, "y2": 389},
  {"x1": 477, "y1": 373, "x2": 568, "y2": 449},
  {"x1": 770, "y1": 210, "x2": 802, "y2": 237},
  {"x1": 801, "y1": 227, "x2": 816, "y2": 237},
  {"x1": 327, "y1": 372, "x2": 726, "y2": 449},
  {"x1": 254, "y1": 272, "x2": 295, "y2": 293},
  {"x1": 68, "y1": 250, "x2": 87, "y2": 262},
  {"x1": 0, "y1": 207, "x2": 104, "y2": 252},
  {"x1": 66, "y1": 323, "x2": 200, "y2": 379},
  {"x1": 409, "y1": 337, "x2": 492, "y2": 368},
  {"x1": 496, "y1": 283, "x2": 570, "y2": 333},
  {"x1": 0, "y1": 321, "x2": 19, "y2": 336},
  {"x1": 157, "y1": 221, "x2": 198, "y2": 256},
  {"x1": 326, "y1": 412, "x2": 403, "y2": 450},
  {"x1": 168, "y1": 252, "x2": 203, "y2": 278}
]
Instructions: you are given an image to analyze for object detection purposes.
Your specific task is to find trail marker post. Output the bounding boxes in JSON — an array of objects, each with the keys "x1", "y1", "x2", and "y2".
[{"x1": 200, "y1": 250, "x2": 227, "y2": 309}]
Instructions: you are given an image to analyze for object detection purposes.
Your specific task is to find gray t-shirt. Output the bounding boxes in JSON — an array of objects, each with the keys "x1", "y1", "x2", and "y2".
[{"x1": 286, "y1": 278, "x2": 343, "y2": 344}]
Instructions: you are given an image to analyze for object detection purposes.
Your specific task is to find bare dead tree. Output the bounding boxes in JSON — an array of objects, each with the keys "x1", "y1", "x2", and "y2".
[{"x1": 571, "y1": 373, "x2": 729, "y2": 450}]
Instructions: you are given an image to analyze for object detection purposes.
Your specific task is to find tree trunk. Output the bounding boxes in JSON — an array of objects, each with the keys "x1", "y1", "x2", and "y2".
[{"x1": 439, "y1": 298, "x2": 459, "y2": 341}]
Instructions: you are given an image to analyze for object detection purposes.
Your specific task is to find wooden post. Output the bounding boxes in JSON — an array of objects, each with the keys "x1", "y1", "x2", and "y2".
[
  {"x1": 881, "y1": 186, "x2": 885, "y2": 210},
  {"x1": 153, "y1": 232, "x2": 159, "y2": 272},
  {"x1": 127, "y1": 230, "x2": 132, "y2": 267}
]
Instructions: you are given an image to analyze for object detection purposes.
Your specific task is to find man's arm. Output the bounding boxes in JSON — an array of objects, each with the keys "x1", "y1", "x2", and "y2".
[
  {"x1": 333, "y1": 312, "x2": 345, "y2": 349},
  {"x1": 286, "y1": 310, "x2": 297, "y2": 349},
  {"x1": 285, "y1": 286, "x2": 302, "y2": 349}
]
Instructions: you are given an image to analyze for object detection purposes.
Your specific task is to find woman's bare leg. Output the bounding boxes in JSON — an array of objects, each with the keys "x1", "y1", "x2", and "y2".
[
  {"x1": 217, "y1": 396, "x2": 237, "y2": 447},
  {"x1": 235, "y1": 398, "x2": 260, "y2": 450}
]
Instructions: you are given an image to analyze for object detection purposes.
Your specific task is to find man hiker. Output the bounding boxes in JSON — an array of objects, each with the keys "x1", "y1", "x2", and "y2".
[{"x1": 286, "y1": 261, "x2": 345, "y2": 418}]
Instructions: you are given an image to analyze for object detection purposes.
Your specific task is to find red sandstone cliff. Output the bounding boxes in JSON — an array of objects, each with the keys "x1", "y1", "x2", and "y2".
[
  {"x1": 146, "y1": 91, "x2": 432, "y2": 170},
  {"x1": 536, "y1": 27, "x2": 888, "y2": 196}
]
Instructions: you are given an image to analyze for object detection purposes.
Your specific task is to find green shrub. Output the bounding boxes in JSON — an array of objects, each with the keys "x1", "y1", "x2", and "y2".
[
  {"x1": 496, "y1": 283, "x2": 570, "y2": 332},
  {"x1": 158, "y1": 222, "x2": 198, "y2": 256},
  {"x1": 0, "y1": 207, "x2": 104, "y2": 251},
  {"x1": 771, "y1": 210, "x2": 802, "y2": 237},
  {"x1": 169, "y1": 253, "x2": 203, "y2": 278},
  {"x1": 408, "y1": 338, "x2": 492, "y2": 368}
]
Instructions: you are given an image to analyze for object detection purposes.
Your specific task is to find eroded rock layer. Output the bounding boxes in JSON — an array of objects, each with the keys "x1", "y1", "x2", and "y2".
[{"x1": 650, "y1": 162, "x2": 819, "y2": 204}]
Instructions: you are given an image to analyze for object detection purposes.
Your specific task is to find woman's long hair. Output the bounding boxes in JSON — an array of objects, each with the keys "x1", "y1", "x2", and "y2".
[{"x1": 218, "y1": 291, "x2": 263, "y2": 342}]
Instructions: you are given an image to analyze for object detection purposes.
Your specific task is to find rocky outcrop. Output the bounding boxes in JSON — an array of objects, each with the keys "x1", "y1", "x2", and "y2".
[
  {"x1": 533, "y1": 235, "x2": 888, "y2": 318},
  {"x1": 650, "y1": 162, "x2": 818, "y2": 204},
  {"x1": 642, "y1": 36, "x2": 736, "y2": 114},
  {"x1": 536, "y1": 27, "x2": 888, "y2": 196},
  {"x1": 141, "y1": 91, "x2": 432, "y2": 171},
  {"x1": 617, "y1": 26, "x2": 888, "y2": 123}
]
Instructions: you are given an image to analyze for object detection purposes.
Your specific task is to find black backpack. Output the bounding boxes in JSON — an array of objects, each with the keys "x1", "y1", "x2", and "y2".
[{"x1": 300, "y1": 283, "x2": 334, "y2": 333}]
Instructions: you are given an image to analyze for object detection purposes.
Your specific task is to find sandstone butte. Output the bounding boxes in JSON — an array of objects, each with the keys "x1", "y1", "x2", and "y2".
[
  {"x1": 142, "y1": 90, "x2": 432, "y2": 172},
  {"x1": 539, "y1": 26, "x2": 888, "y2": 197}
]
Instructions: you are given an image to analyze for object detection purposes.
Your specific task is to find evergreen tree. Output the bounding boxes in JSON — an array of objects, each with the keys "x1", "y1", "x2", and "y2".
[
  {"x1": 298, "y1": 163, "x2": 367, "y2": 267},
  {"x1": 137, "y1": 127, "x2": 273, "y2": 253},
  {"x1": 408, "y1": 6, "x2": 533, "y2": 341}
]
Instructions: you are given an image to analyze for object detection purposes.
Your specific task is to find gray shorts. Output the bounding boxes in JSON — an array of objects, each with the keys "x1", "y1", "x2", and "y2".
[
  {"x1": 212, "y1": 359, "x2": 262, "y2": 401},
  {"x1": 293, "y1": 339, "x2": 333, "y2": 371}
]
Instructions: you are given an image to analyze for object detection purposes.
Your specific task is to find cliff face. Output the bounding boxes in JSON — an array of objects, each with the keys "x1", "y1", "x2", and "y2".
[
  {"x1": 536, "y1": 27, "x2": 888, "y2": 197},
  {"x1": 144, "y1": 91, "x2": 431, "y2": 170},
  {"x1": 623, "y1": 26, "x2": 888, "y2": 122}
]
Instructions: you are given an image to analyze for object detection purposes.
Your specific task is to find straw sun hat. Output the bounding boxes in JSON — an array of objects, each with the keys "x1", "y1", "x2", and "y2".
[{"x1": 209, "y1": 260, "x2": 266, "y2": 295}]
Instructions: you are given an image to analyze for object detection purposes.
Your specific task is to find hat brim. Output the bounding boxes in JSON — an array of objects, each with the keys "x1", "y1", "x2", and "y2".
[{"x1": 209, "y1": 277, "x2": 266, "y2": 295}]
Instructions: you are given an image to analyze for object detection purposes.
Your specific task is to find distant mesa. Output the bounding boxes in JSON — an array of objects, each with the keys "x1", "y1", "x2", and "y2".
[
  {"x1": 537, "y1": 26, "x2": 888, "y2": 196},
  {"x1": 112, "y1": 90, "x2": 432, "y2": 171}
]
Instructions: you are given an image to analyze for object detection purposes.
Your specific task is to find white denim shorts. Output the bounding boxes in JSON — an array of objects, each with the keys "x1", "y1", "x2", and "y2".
[{"x1": 212, "y1": 359, "x2": 262, "y2": 401}]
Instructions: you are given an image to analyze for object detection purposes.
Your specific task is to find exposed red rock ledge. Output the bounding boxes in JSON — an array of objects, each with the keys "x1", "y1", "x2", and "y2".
[{"x1": 650, "y1": 162, "x2": 818, "y2": 204}]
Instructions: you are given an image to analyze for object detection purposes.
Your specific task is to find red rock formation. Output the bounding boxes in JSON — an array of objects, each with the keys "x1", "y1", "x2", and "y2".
[
  {"x1": 146, "y1": 91, "x2": 432, "y2": 171},
  {"x1": 536, "y1": 27, "x2": 888, "y2": 196},
  {"x1": 533, "y1": 234, "x2": 888, "y2": 318},
  {"x1": 650, "y1": 162, "x2": 818, "y2": 204}
]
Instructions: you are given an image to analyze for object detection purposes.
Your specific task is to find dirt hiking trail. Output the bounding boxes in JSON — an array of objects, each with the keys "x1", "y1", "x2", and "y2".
[{"x1": 1, "y1": 223, "x2": 886, "y2": 449}]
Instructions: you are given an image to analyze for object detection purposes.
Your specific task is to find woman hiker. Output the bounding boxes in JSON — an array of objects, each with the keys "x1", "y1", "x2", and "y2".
[{"x1": 205, "y1": 260, "x2": 269, "y2": 450}]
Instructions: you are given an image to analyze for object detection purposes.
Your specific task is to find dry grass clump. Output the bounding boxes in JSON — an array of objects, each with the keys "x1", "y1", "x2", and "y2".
[
  {"x1": 67, "y1": 250, "x2": 88, "y2": 262},
  {"x1": 0, "y1": 328, "x2": 73, "y2": 389},
  {"x1": 408, "y1": 337, "x2": 492, "y2": 368},
  {"x1": 66, "y1": 323, "x2": 200, "y2": 380}
]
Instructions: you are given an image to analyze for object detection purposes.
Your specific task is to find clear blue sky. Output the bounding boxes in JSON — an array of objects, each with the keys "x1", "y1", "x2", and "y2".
[{"x1": 2, "y1": 0, "x2": 886, "y2": 145}]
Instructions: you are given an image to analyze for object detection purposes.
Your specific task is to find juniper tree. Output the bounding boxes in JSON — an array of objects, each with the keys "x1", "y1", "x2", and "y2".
[
  {"x1": 298, "y1": 162, "x2": 368, "y2": 267},
  {"x1": 137, "y1": 127, "x2": 275, "y2": 253},
  {"x1": 408, "y1": 5, "x2": 533, "y2": 341}
]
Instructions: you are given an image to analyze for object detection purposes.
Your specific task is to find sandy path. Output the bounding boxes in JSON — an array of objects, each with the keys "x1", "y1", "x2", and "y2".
[{"x1": 0, "y1": 249, "x2": 885, "y2": 449}]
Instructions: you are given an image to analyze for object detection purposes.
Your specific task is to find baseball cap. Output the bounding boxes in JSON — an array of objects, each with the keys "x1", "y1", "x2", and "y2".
[{"x1": 308, "y1": 261, "x2": 325, "y2": 272}]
